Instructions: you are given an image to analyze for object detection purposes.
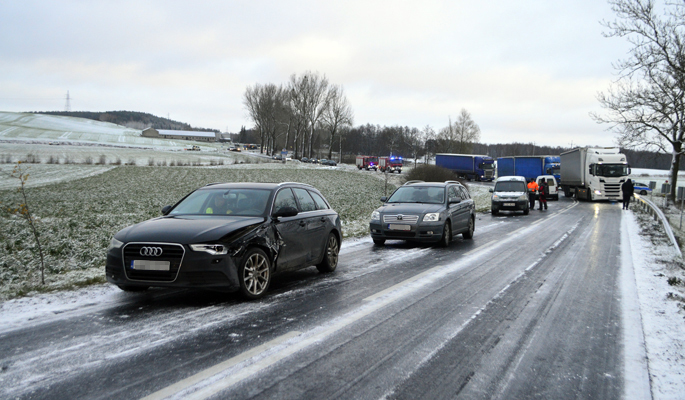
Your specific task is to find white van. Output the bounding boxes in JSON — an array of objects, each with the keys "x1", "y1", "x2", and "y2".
[
  {"x1": 490, "y1": 176, "x2": 530, "y2": 215},
  {"x1": 536, "y1": 175, "x2": 559, "y2": 200}
]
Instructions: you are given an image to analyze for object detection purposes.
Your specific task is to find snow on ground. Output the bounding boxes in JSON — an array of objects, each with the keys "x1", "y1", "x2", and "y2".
[
  {"x1": 0, "y1": 213, "x2": 683, "y2": 398},
  {"x1": 624, "y1": 209, "x2": 685, "y2": 399}
]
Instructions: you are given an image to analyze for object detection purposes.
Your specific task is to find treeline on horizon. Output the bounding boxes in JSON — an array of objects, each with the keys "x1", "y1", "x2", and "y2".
[
  {"x1": 237, "y1": 123, "x2": 671, "y2": 170},
  {"x1": 31, "y1": 110, "x2": 672, "y2": 170}
]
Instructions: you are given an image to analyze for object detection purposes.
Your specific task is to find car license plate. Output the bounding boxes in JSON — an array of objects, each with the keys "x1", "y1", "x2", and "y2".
[
  {"x1": 131, "y1": 260, "x2": 170, "y2": 271},
  {"x1": 503, "y1": 203, "x2": 515, "y2": 207},
  {"x1": 388, "y1": 224, "x2": 411, "y2": 231}
]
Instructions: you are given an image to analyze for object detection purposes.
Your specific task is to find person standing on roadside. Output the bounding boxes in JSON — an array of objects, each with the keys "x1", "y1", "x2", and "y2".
[
  {"x1": 527, "y1": 178, "x2": 539, "y2": 210},
  {"x1": 621, "y1": 178, "x2": 634, "y2": 210},
  {"x1": 538, "y1": 178, "x2": 548, "y2": 210}
]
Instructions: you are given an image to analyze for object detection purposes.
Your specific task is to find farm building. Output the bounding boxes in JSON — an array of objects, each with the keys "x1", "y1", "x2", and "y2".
[{"x1": 142, "y1": 127, "x2": 220, "y2": 142}]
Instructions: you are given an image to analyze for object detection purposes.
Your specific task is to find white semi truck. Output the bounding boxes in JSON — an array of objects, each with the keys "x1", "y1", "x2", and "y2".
[{"x1": 560, "y1": 147, "x2": 631, "y2": 201}]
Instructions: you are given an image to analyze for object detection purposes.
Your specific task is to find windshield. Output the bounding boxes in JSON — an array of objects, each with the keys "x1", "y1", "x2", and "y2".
[
  {"x1": 596, "y1": 164, "x2": 630, "y2": 177},
  {"x1": 170, "y1": 188, "x2": 271, "y2": 216},
  {"x1": 494, "y1": 181, "x2": 526, "y2": 192},
  {"x1": 480, "y1": 163, "x2": 495, "y2": 170},
  {"x1": 548, "y1": 166, "x2": 560, "y2": 176},
  {"x1": 387, "y1": 186, "x2": 445, "y2": 204}
]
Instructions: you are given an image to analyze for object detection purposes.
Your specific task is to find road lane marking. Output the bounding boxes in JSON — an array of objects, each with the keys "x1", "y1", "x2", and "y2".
[
  {"x1": 363, "y1": 265, "x2": 444, "y2": 302},
  {"x1": 143, "y1": 209, "x2": 585, "y2": 399},
  {"x1": 464, "y1": 240, "x2": 497, "y2": 255},
  {"x1": 141, "y1": 331, "x2": 301, "y2": 400}
]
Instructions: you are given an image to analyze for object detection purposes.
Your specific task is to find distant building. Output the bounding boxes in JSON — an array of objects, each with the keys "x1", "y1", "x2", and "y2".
[{"x1": 142, "y1": 128, "x2": 220, "y2": 142}]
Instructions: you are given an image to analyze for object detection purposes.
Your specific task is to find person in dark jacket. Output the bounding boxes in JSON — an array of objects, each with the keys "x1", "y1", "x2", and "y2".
[
  {"x1": 621, "y1": 179, "x2": 634, "y2": 210},
  {"x1": 538, "y1": 178, "x2": 548, "y2": 210}
]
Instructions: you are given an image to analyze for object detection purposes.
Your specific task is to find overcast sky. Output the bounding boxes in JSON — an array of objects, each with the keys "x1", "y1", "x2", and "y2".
[{"x1": 0, "y1": 0, "x2": 633, "y2": 147}]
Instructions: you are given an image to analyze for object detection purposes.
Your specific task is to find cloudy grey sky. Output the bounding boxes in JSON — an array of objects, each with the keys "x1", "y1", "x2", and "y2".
[{"x1": 0, "y1": 0, "x2": 631, "y2": 147}]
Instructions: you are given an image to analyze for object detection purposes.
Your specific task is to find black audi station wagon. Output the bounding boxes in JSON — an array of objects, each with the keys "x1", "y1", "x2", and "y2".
[
  {"x1": 106, "y1": 182, "x2": 342, "y2": 299},
  {"x1": 369, "y1": 180, "x2": 475, "y2": 246}
]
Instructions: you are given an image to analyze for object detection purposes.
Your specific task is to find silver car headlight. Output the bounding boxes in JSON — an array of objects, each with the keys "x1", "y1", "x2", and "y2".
[
  {"x1": 190, "y1": 244, "x2": 228, "y2": 255},
  {"x1": 519, "y1": 194, "x2": 528, "y2": 201},
  {"x1": 423, "y1": 213, "x2": 440, "y2": 222},
  {"x1": 108, "y1": 237, "x2": 124, "y2": 251},
  {"x1": 371, "y1": 210, "x2": 380, "y2": 221}
]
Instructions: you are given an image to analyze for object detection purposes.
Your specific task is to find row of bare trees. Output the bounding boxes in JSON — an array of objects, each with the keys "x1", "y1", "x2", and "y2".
[
  {"x1": 594, "y1": 0, "x2": 685, "y2": 201},
  {"x1": 243, "y1": 71, "x2": 354, "y2": 159}
]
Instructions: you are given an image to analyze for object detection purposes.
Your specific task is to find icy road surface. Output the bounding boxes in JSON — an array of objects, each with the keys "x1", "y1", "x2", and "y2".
[{"x1": 0, "y1": 198, "x2": 669, "y2": 399}]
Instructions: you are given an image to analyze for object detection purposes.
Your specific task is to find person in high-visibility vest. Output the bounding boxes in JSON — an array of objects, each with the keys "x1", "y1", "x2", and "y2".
[
  {"x1": 527, "y1": 179, "x2": 539, "y2": 210},
  {"x1": 205, "y1": 194, "x2": 232, "y2": 214}
]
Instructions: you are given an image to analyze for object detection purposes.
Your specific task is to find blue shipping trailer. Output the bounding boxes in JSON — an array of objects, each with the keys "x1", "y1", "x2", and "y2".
[
  {"x1": 496, "y1": 156, "x2": 561, "y2": 181},
  {"x1": 435, "y1": 154, "x2": 495, "y2": 181}
]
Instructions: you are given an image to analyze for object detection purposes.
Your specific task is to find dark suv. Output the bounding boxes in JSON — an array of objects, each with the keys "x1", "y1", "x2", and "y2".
[
  {"x1": 106, "y1": 182, "x2": 342, "y2": 299},
  {"x1": 369, "y1": 180, "x2": 475, "y2": 246}
]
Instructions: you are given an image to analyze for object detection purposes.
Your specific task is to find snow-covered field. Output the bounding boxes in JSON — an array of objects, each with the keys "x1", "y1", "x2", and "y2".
[{"x1": 0, "y1": 162, "x2": 408, "y2": 299}]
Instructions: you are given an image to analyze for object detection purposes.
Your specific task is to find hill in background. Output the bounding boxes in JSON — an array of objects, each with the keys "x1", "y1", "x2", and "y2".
[{"x1": 32, "y1": 111, "x2": 220, "y2": 133}]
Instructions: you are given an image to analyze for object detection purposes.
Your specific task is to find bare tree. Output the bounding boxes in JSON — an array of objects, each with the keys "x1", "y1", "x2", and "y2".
[
  {"x1": 291, "y1": 71, "x2": 331, "y2": 158},
  {"x1": 2, "y1": 163, "x2": 45, "y2": 285},
  {"x1": 593, "y1": 0, "x2": 685, "y2": 201},
  {"x1": 422, "y1": 125, "x2": 437, "y2": 163},
  {"x1": 243, "y1": 83, "x2": 287, "y2": 156},
  {"x1": 322, "y1": 84, "x2": 354, "y2": 159},
  {"x1": 438, "y1": 109, "x2": 481, "y2": 154}
]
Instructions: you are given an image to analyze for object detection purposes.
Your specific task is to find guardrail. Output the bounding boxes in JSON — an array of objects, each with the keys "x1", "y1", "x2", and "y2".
[{"x1": 633, "y1": 194, "x2": 682, "y2": 257}]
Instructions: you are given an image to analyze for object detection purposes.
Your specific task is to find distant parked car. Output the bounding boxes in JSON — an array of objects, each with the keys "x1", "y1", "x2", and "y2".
[
  {"x1": 633, "y1": 182, "x2": 652, "y2": 195},
  {"x1": 369, "y1": 180, "x2": 475, "y2": 246},
  {"x1": 323, "y1": 159, "x2": 337, "y2": 166},
  {"x1": 106, "y1": 182, "x2": 342, "y2": 300}
]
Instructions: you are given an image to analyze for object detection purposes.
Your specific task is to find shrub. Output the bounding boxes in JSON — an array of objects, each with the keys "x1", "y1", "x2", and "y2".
[{"x1": 97, "y1": 155, "x2": 107, "y2": 165}]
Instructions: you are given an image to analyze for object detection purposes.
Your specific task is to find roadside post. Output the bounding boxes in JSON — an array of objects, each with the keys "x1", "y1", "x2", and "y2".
[
  {"x1": 678, "y1": 186, "x2": 684, "y2": 229},
  {"x1": 281, "y1": 149, "x2": 287, "y2": 164},
  {"x1": 662, "y1": 183, "x2": 671, "y2": 207}
]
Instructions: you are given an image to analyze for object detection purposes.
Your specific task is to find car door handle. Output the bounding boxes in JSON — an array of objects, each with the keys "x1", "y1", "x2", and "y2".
[
  {"x1": 299, "y1": 220, "x2": 306, "y2": 227},
  {"x1": 320, "y1": 217, "x2": 326, "y2": 222}
]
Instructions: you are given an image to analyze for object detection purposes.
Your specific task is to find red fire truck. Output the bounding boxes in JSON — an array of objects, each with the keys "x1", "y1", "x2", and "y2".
[
  {"x1": 379, "y1": 156, "x2": 403, "y2": 173},
  {"x1": 356, "y1": 155, "x2": 378, "y2": 170}
]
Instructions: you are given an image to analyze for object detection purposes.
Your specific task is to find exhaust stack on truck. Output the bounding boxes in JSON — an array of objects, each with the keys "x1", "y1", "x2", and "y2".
[{"x1": 559, "y1": 147, "x2": 630, "y2": 201}]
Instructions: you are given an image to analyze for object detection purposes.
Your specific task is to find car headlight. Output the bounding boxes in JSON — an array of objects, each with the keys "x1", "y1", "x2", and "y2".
[
  {"x1": 519, "y1": 194, "x2": 528, "y2": 201},
  {"x1": 190, "y1": 244, "x2": 228, "y2": 255},
  {"x1": 423, "y1": 213, "x2": 440, "y2": 222},
  {"x1": 594, "y1": 190, "x2": 602, "y2": 195},
  {"x1": 492, "y1": 194, "x2": 499, "y2": 200},
  {"x1": 108, "y1": 237, "x2": 124, "y2": 250},
  {"x1": 371, "y1": 210, "x2": 380, "y2": 221}
]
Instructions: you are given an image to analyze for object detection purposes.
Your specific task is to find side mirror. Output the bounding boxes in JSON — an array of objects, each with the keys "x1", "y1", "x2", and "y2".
[
  {"x1": 449, "y1": 198, "x2": 461, "y2": 204},
  {"x1": 162, "y1": 205, "x2": 173, "y2": 215},
  {"x1": 380, "y1": 196, "x2": 388, "y2": 202},
  {"x1": 272, "y1": 206, "x2": 298, "y2": 219},
  {"x1": 489, "y1": 188, "x2": 493, "y2": 193}
]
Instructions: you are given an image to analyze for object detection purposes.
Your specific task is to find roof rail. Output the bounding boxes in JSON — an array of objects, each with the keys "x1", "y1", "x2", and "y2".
[
  {"x1": 277, "y1": 181, "x2": 314, "y2": 188},
  {"x1": 204, "y1": 182, "x2": 223, "y2": 186},
  {"x1": 403, "y1": 180, "x2": 425, "y2": 185},
  {"x1": 444, "y1": 180, "x2": 461, "y2": 185}
]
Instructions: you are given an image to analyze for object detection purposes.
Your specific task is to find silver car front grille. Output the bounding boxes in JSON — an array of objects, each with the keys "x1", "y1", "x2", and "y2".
[{"x1": 383, "y1": 214, "x2": 419, "y2": 224}]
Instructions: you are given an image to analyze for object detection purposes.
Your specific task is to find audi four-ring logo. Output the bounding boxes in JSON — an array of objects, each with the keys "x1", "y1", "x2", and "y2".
[{"x1": 140, "y1": 246, "x2": 163, "y2": 257}]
